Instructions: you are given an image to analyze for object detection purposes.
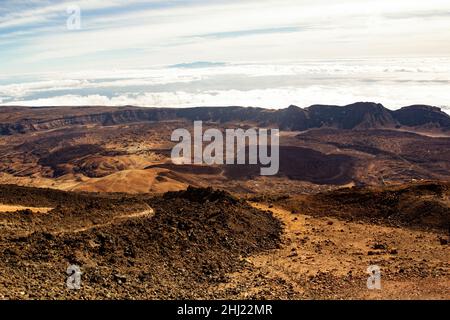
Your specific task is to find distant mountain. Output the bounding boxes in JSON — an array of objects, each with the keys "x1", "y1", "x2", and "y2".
[
  {"x1": 305, "y1": 102, "x2": 397, "y2": 129},
  {"x1": 393, "y1": 105, "x2": 450, "y2": 128},
  {"x1": 0, "y1": 102, "x2": 449, "y2": 135}
]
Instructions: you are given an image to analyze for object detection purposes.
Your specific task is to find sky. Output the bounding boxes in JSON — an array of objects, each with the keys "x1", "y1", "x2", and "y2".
[{"x1": 0, "y1": 0, "x2": 450, "y2": 110}]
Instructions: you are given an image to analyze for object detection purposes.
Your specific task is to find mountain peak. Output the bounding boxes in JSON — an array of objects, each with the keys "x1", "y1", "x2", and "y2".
[
  {"x1": 393, "y1": 105, "x2": 450, "y2": 128},
  {"x1": 346, "y1": 102, "x2": 385, "y2": 109}
]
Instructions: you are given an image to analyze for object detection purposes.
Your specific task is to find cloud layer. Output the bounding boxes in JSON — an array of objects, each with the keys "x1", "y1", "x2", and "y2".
[{"x1": 1, "y1": 58, "x2": 449, "y2": 110}]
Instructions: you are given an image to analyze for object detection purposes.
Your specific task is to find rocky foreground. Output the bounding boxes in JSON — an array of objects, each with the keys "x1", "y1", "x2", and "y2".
[
  {"x1": 0, "y1": 183, "x2": 448, "y2": 300},
  {"x1": 0, "y1": 186, "x2": 281, "y2": 299}
]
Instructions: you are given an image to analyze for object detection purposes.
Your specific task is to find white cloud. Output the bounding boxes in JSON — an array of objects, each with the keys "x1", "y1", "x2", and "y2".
[
  {"x1": 0, "y1": 0, "x2": 159, "y2": 28},
  {"x1": 2, "y1": 1, "x2": 450, "y2": 109},
  {"x1": 4, "y1": 84, "x2": 450, "y2": 112},
  {"x1": 3, "y1": 0, "x2": 450, "y2": 74},
  {"x1": 1, "y1": 58, "x2": 449, "y2": 109}
]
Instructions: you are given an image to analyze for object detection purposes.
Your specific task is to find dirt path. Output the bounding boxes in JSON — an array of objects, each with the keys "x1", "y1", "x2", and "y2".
[
  {"x1": 213, "y1": 202, "x2": 450, "y2": 299},
  {"x1": 1, "y1": 203, "x2": 157, "y2": 243},
  {"x1": 70, "y1": 208, "x2": 155, "y2": 234},
  {"x1": 55, "y1": 206, "x2": 155, "y2": 235},
  {"x1": 0, "y1": 204, "x2": 53, "y2": 214}
]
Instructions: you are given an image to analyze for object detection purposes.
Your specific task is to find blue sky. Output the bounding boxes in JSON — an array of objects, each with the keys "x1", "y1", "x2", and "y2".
[{"x1": 0, "y1": 0, "x2": 450, "y2": 109}]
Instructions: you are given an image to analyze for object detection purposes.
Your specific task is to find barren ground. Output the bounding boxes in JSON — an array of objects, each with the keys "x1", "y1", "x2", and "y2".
[
  {"x1": 0, "y1": 185, "x2": 448, "y2": 300},
  {"x1": 214, "y1": 203, "x2": 449, "y2": 299}
]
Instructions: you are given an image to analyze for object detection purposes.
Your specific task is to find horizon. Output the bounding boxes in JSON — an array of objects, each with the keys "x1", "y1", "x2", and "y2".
[
  {"x1": 1, "y1": 1, "x2": 450, "y2": 109},
  {"x1": 0, "y1": 101, "x2": 449, "y2": 114}
]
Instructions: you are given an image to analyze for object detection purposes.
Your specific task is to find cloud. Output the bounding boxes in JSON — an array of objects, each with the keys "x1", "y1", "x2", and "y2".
[
  {"x1": 4, "y1": 85, "x2": 450, "y2": 113},
  {"x1": 1, "y1": 57, "x2": 450, "y2": 110},
  {"x1": 2, "y1": 0, "x2": 450, "y2": 75},
  {"x1": 195, "y1": 26, "x2": 302, "y2": 39},
  {"x1": 384, "y1": 10, "x2": 450, "y2": 20},
  {"x1": 168, "y1": 61, "x2": 227, "y2": 69},
  {"x1": 1, "y1": 1, "x2": 450, "y2": 110}
]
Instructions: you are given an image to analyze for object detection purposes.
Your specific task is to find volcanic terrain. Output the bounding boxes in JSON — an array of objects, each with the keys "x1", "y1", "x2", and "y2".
[{"x1": 0, "y1": 103, "x2": 448, "y2": 299}]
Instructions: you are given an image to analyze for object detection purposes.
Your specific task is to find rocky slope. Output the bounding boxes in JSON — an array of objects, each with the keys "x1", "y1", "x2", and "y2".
[{"x1": 0, "y1": 186, "x2": 282, "y2": 299}]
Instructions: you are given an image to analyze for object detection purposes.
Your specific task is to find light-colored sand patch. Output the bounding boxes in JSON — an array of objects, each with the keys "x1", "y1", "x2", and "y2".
[
  {"x1": 0, "y1": 204, "x2": 53, "y2": 214},
  {"x1": 69, "y1": 168, "x2": 187, "y2": 194},
  {"x1": 0, "y1": 167, "x2": 189, "y2": 194}
]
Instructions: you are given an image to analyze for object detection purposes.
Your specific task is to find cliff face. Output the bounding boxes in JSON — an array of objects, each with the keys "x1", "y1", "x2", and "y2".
[
  {"x1": 0, "y1": 102, "x2": 449, "y2": 135},
  {"x1": 393, "y1": 105, "x2": 450, "y2": 128},
  {"x1": 305, "y1": 102, "x2": 397, "y2": 129},
  {"x1": 0, "y1": 107, "x2": 178, "y2": 134}
]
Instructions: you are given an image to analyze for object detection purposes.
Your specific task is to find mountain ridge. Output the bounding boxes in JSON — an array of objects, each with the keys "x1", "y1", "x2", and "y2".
[{"x1": 0, "y1": 102, "x2": 449, "y2": 135}]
